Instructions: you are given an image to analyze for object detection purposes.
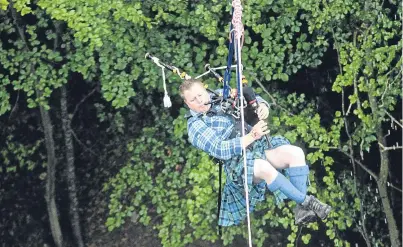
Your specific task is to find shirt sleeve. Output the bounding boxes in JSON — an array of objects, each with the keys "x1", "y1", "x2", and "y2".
[
  {"x1": 256, "y1": 95, "x2": 270, "y2": 107},
  {"x1": 187, "y1": 118, "x2": 242, "y2": 160}
]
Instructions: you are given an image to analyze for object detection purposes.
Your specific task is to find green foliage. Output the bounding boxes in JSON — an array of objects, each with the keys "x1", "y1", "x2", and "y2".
[
  {"x1": 0, "y1": 0, "x2": 7, "y2": 10},
  {"x1": 1, "y1": 134, "x2": 43, "y2": 172},
  {"x1": 0, "y1": 8, "x2": 68, "y2": 112},
  {"x1": 1, "y1": 0, "x2": 334, "y2": 114},
  {"x1": 103, "y1": 110, "x2": 220, "y2": 246},
  {"x1": 1, "y1": 0, "x2": 400, "y2": 246},
  {"x1": 35, "y1": 0, "x2": 151, "y2": 49},
  {"x1": 275, "y1": 1, "x2": 401, "y2": 246},
  {"x1": 0, "y1": 0, "x2": 8, "y2": 10},
  {"x1": 242, "y1": 0, "x2": 328, "y2": 81},
  {"x1": 12, "y1": 0, "x2": 33, "y2": 15},
  {"x1": 98, "y1": 0, "x2": 400, "y2": 246}
]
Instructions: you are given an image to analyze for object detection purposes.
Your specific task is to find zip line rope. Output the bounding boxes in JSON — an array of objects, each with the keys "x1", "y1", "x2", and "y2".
[{"x1": 231, "y1": 1, "x2": 253, "y2": 247}]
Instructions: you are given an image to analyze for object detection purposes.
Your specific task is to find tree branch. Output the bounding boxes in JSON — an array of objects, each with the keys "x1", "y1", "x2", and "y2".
[
  {"x1": 70, "y1": 85, "x2": 99, "y2": 123},
  {"x1": 251, "y1": 76, "x2": 294, "y2": 116},
  {"x1": 10, "y1": 4, "x2": 64, "y2": 245},
  {"x1": 384, "y1": 110, "x2": 403, "y2": 128},
  {"x1": 10, "y1": 4, "x2": 29, "y2": 49},
  {"x1": 310, "y1": 146, "x2": 339, "y2": 150},
  {"x1": 8, "y1": 91, "x2": 20, "y2": 121},
  {"x1": 71, "y1": 128, "x2": 98, "y2": 157},
  {"x1": 378, "y1": 142, "x2": 403, "y2": 152},
  {"x1": 354, "y1": 218, "x2": 372, "y2": 247},
  {"x1": 352, "y1": 32, "x2": 363, "y2": 113},
  {"x1": 340, "y1": 150, "x2": 378, "y2": 179},
  {"x1": 387, "y1": 182, "x2": 403, "y2": 193}
]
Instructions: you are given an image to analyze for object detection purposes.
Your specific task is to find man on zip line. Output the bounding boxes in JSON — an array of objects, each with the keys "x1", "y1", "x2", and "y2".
[{"x1": 180, "y1": 79, "x2": 332, "y2": 227}]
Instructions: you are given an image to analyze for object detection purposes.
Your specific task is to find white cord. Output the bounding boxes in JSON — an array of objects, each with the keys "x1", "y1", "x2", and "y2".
[
  {"x1": 231, "y1": 0, "x2": 253, "y2": 244},
  {"x1": 161, "y1": 67, "x2": 172, "y2": 108},
  {"x1": 235, "y1": 26, "x2": 253, "y2": 247},
  {"x1": 153, "y1": 58, "x2": 171, "y2": 108},
  {"x1": 194, "y1": 65, "x2": 237, "y2": 79}
]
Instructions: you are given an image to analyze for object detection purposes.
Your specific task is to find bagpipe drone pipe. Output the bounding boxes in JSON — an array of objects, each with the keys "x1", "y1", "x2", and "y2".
[{"x1": 145, "y1": 52, "x2": 263, "y2": 126}]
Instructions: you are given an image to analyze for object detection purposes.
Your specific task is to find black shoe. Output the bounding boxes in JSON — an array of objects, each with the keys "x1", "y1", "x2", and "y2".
[
  {"x1": 294, "y1": 204, "x2": 317, "y2": 225},
  {"x1": 301, "y1": 195, "x2": 332, "y2": 220}
]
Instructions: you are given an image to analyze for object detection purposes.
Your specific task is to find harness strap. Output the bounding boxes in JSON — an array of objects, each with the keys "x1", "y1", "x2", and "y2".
[
  {"x1": 223, "y1": 9, "x2": 235, "y2": 99},
  {"x1": 217, "y1": 161, "x2": 222, "y2": 236}
]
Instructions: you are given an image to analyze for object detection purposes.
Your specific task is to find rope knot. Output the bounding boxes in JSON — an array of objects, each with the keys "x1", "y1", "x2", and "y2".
[{"x1": 231, "y1": 0, "x2": 244, "y2": 41}]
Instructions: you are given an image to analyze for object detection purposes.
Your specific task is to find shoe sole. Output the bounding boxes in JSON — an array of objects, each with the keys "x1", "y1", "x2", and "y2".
[
  {"x1": 318, "y1": 206, "x2": 332, "y2": 220},
  {"x1": 296, "y1": 214, "x2": 317, "y2": 225}
]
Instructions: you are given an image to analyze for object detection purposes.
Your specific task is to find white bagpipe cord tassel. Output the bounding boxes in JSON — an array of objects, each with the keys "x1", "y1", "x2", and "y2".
[
  {"x1": 164, "y1": 93, "x2": 172, "y2": 108},
  {"x1": 161, "y1": 67, "x2": 172, "y2": 108}
]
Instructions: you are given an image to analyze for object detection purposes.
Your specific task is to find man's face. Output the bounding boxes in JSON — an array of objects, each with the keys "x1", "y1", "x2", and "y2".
[{"x1": 183, "y1": 83, "x2": 211, "y2": 113}]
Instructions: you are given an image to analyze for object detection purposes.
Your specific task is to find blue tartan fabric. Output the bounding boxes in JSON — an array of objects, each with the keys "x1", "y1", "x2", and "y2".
[
  {"x1": 187, "y1": 94, "x2": 290, "y2": 226},
  {"x1": 219, "y1": 136, "x2": 290, "y2": 226}
]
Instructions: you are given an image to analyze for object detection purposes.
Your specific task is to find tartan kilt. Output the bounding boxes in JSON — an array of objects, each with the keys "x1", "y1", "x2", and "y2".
[{"x1": 218, "y1": 135, "x2": 290, "y2": 226}]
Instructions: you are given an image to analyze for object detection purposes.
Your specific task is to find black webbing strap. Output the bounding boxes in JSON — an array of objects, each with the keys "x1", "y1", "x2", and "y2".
[{"x1": 217, "y1": 160, "x2": 223, "y2": 236}]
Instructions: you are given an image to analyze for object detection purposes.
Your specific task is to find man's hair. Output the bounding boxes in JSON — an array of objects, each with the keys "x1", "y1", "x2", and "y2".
[{"x1": 179, "y1": 79, "x2": 204, "y2": 99}]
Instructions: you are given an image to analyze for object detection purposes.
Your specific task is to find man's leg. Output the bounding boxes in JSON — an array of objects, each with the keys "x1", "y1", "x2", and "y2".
[
  {"x1": 264, "y1": 145, "x2": 311, "y2": 194},
  {"x1": 264, "y1": 145, "x2": 305, "y2": 170},
  {"x1": 287, "y1": 165, "x2": 315, "y2": 224},
  {"x1": 262, "y1": 145, "x2": 330, "y2": 223},
  {"x1": 253, "y1": 159, "x2": 305, "y2": 204}
]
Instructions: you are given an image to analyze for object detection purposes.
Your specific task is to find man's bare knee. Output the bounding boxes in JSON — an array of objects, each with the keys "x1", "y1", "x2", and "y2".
[
  {"x1": 265, "y1": 145, "x2": 305, "y2": 167},
  {"x1": 253, "y1": 159, "x2": 278, "y2": 184},
  {"x1": 287, "y1": 145, "x2": 305, "y2": 166}
]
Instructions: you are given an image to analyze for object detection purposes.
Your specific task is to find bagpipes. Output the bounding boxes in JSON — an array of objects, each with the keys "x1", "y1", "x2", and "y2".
[{"x1": 145, "y1": 53, "x2": 263, "y2": 126}]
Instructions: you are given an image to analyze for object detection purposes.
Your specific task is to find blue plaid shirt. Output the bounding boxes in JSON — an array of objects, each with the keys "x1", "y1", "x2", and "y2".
[
  {"x1": 187, "y1": 110, "x2": 242, "y2": 160},
  {"x1": 187, "y1": 93, "x2": 269, "y2": 159}
]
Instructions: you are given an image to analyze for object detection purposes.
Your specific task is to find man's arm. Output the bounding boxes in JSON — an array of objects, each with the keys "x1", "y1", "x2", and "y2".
[
  {"x1": 188, "y1": 119, "x2": 255, "y2": 160},
  {"x1": 188, "y1": 119, "x2": 242, "y2": 160}
]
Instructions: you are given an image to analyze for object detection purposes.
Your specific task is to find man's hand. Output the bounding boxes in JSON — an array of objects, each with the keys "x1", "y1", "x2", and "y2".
[
  {"x1": 257, "y1": 104, "x2": 269, "y2": 120},
  {"x1": 230, "y1": 88, "x2": 238, "y2": 98},
  {"x1": 250, "y1": 120, "x2": 270, "y2": 140}
]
